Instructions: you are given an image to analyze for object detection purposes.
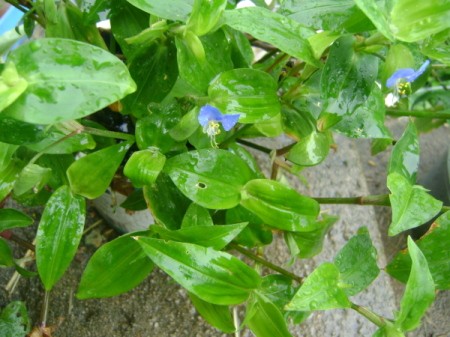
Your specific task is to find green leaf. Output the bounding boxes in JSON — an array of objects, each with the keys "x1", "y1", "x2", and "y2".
[
  {"x1": 395, "y1": 237, "x2": 435, "y2": 331},
  {"x1": 240, "y1": 179, "x2": 320, "y2": 232},
  {"x1": 14, "y1": 164, "x2": 52, "y2": 196},
  {"x1": 0, "y1": 115, "x2": 45, "y2": 145},
  {"x1": 285, "y1": 215, "x2": 337, "y2": 259},
  {"x1": 422, "y1": 30, "x2": 450, "y2": 66},
  {"x1": 122, "y1": 39, "x2": 178, "y2": 116},
  {"x1": 387, "y1": 173, "x2": 442, "y2": 236},
  {"x1": 390, "y1": 0, "x2": 450, "y2": 42},
  {"x1": 135, "y1": 238, "x2": 261, "y2": 305},
  {"x1": 135, "y1": 103, "x2": 181, "y2": 153},
  {"x1": 67, "y1": 141, "x2": 132, "y2": 199},
  {"x1": 388, "y1": 122, "x2": 419, "y2": 184},
  {"x1": 0, "y1": 159, "x2": 23, "y2": 203},
  {"x1": 373, "y1": 325, "x2": 405, "y2": 337},
  {"x1": 334, "y1": 227, "x2": 379, "y2": 296},
  {"x1": 169, "y1": 107, "x2": 200, "y2": 142},
  {"x1": 188, "y1": 293, "x2": 235, "y2": 333},
  {"x1": 176, "y1": 29, "x2": 233, "y2": 93},
  {"x1": 208, "y1": 68, "x2": 280, "y2": 124},
  {"x1": 287, "y1": 131, "x2": 330, "y2": 166},
  {"x1": 181, "y1": 203, "x2": 214, "y2": 228},
  {"x1": 280, "y1": 0, "x2": 373, "y2": 33},
  {"x1": 0, "y1": 209, "x2": 33, "y2": 231},
  {"x1": 245, "y1": 293, "x2": 293, "y2": 337},
  {"x1": 321, "y1": 36, "x2": 378, "y2": 116},
  {"x1": 0, "y1": 239, "x2": 14, "y2": 267},
  {"x1": 286, "y1": 263, "x2": 351, "y2": 311},
  {"x1": 227, "y1": 143, "x2": 264, "y2": 178},
  {"x1": 387, "y1": 211, "x2": 450, "y2": 290},
  {"x1": 333, "y1": 86, "x2": 391, "y2": 139},
  {"x1": 120, "y1": 188, "x2": 147, "y2": 211},
  {"x1": 124, "y1": 149, "x2": 166, "y2": 188},
  {"x1": 0, "y1": 142, "x2": 18, "y2": 172},
  {"x1": 165, "y1": 149, "x2": 255, "y2": 209},
  {"x1": 0, "y1": 62, "x2": 28, "y2": 111},
  {"x1": 187, "y1": 0, "x2": 227, "y2": 36},
  {"x1": 223, "y1": 7, "x2": 319, "y2": 66},
  {"x1": 353, "y1": 0, "x2": 394, "y2": 41},
  {"x1": 0, "y1": 301, "x2": 30, "y2": 336},
  {"x1": 77, "y1": 234, "x2": 154, "y2": 299},
  {"x1": 143, "y1": 173, "x2": 191, "y2": 230},
  {"x1": 150, "y1": 223, "x2": 247, "y2": 250},
  {"x1": 36, "y1": 185, "x2": 86, "y2": 290},
  {"x1": 126, "y1": 0, "x2": 194, "y2": 22},
  {"x1": 3, "y1": 38, "x2": 136, "y2": 124}
]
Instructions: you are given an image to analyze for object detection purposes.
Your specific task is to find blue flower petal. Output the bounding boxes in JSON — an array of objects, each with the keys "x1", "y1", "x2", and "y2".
[
  {"x1": 386, "y1": 60, "x2": 430, "y2": 88},
  {"x1": 221, "y1": 114, "x2": 240, "y2": 131},
  {"x1": 198, "y1": 105, "x2": 223, "y2": 127}
]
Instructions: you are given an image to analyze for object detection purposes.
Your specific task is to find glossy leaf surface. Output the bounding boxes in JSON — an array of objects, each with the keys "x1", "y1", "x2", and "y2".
[
  {"x1": 0, "y1": 62, "x2": 28, "y2": 112},
  {"x1": 0, "y1": 115, "x2": 45, "y2": 145},
  {"x1": 67, "y1": 141, "x2": 132, "y2": 199},
  {"x1": 208, "y1": 68, "x2": 280, "y2": 124},
  {"x1": 189, "y1": 293, "x2": 235, "y2": 333},
  {"x1": 165, "y1": 149, "x2": 255, "y2": 209},
  {"x1": 36, "y1": 185, "x2": 86, "y2": 290},
  {"x1": 223, "y1": 7, "x2": 318, "y2": 66},
  {"x1": 0, "y1": 239, "x2": 14, "y2": 267},
  {"x1": 286, "y1": 263, "x2": 351, "y2": 311},
  {"x1": 0, "y1": 159, "x2": 22, "y2": 203},
  {"x1": 388, "y1": 173, "x2": 442, "y2": 236},
  {"x1": 287, "y1": 132, "x2": 329, "y2": 166},
  {"x1": 14, "y1": 164, "x2": 51, "y2": 196},
  {"x1": 241, "y1": 179, "x2": 320, "y2": 232},
  {"x1": 3, "y1": 38, "x2": 136, "y2": 124},
  {"x1": 187, "y1": 0, "x2": 227, "y2": 36},
  {"x1": 181, "y1": 203, "x2": 213, "y2": 228},
  {"x1": 124, "y1": 149, "x2": 166, "y2": 188},
  {"x1": 77, "y1": 234, "x2": 154, "y2": 299},
  {"x1": 135, "y1": 238, "x2": 261, "y2": 305},
  {"x1": 353, "y1": 0, "x2": 394, "y2": 40},
  {"x1": 395, "y1": 237, "x2": 435, "y2": 331},
  {"x1": 126, "y1": 0, "x2": 193, "y2": 22},
  {"x1": 151, "y1": 223, "x2": 247, "y2": 250},
  {"x1": 0, "y1": 209, "x2": 33, "y2": 231},
  {"x1": 387, "y1": 211, "x2": 450, "y2": 290},
  {"x1": 334, "y1": 227, "x2": 379, "y2": 296}
]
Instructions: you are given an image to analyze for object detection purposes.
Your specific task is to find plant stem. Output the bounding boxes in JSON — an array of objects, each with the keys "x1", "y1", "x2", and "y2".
[
  {"x1": 386, "y1": 109, "x2": 450, "y2": 119},
  {"x1": 0, "y1": 231, "x2": 35, "y2": 251},
  {"x1": 82, "y1": 126, "x2": 135, "y2": 142},
  {"x1": 29, "y1": 130, "x2": 81, "y2": 165},
  {"x1": 351, "y1": 302, "x2": 389, "y2": 328},
  {"x1": 40, "y1": 290, "x2": 50, "y2": 328},
  {"x1": 236, "y1": 139, "x2": 272, "y2": 154},
  {"x1": 229, "y1": 243, "x2": 303, "y2": 284},
  {"x1": 313, "y1": 194, "x2": 391, "y2": 207}
]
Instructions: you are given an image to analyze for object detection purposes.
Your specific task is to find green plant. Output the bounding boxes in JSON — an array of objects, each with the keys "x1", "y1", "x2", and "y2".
[{"x1": 0, "y1": 0, "x2": 449, "y2": 336}]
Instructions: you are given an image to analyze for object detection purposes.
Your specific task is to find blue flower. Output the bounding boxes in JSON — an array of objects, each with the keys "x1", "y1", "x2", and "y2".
[
  {"x1": 198, "y1": 105, "x2": 240, "y2": 147},
  {"x1": 386, "y1": 60, "x2": 430, "y2": 89}
]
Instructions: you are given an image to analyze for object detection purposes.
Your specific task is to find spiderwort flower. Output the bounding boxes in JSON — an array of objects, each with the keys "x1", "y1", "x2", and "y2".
[
  {"x1": 198, "y1": 105, "x2": 240, "y2": 147},
  {"x1": 385, "y1": 60, "x2": 430, "y2": 107}
]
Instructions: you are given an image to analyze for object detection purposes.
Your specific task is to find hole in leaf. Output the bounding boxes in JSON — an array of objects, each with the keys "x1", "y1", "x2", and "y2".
[{"x1": 196, "y1": 182, "x2": 207, "y2": 189}]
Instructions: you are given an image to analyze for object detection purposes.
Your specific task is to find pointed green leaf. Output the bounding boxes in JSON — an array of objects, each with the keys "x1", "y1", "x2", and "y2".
[
  {"x1": 391, "y1": 0, "x2": 450, "y2": 42},
  {"x1": 223, "y1": 7, "x2": 319, "y2": 66},
  {"x1": 246, "y1": 293, "x2": 293, "y2": 337},
  {"x1": 0, "y1": 209, "x2": 33, "y2": 231},
  {"x1": 3, "y1": 38, "x2": 136, "y2": 124},
  {"x1": 388, "y1": 173, "x2": 442, "y2": 236},
  {"x1": 126, "y1": 0, "x2": 194, "y2": 22},
  {"x1": 14, "y1": 164, "x2": 52, "y2": 196},
  {"x1": 0, "y1": 301, "x2": 30, "y2": 336},
  {"x1": 187, "y1": 0, "x2": 227, "y2": 36},
  {"x1": 286, "y1": 263, "x2": 351, "y2": 311},
  {"x1": 0, "y1": 159, "x2": 23, "y2": 203},
  {"x1": 135, "y1": 238, "x2": 261, "y2": 305},
  {"x1": 287, "y1": 131, "x2": 330, "y2": 166},
  {"x1": 36, "y1": 185, "x2": 86, "y2": 290},
  {"x1": 388, "y1": 122, "x2": 419, "y2": 184},
  {"x1": 0, "y1": 115, "x2": 45, "y2": 145},
  {"x1": 181, "y1": 203, "x2": 214, "y2": 228},
  {"x1": 151, "y1": 223, "x2": 247, "y2": 250},
  {"x1": 169, "y1": 107, "x2": 200, "y2": 142},
  {"x1": 77, "y1": 234, "x2": 154, "y2": 299},
  {"x1": 334, "y1": 227, "x2": 379, "y2": 296},
  {"x1": 395, "y1": 237, "x2": 435, "y2": 331},
  {"x1": 0, "y1": 239, "x2": 14, "y2": 267},
  {"x1": 387, "y1": 211, "x2": 450, "y2": 290},
  {"x1": 67, "y1": 141, "x2": 132, "y2": 199},
  {"x1": 189, "y1": 293, "x2": 235, "y2": 333},
  {"x1": 124, "y1": 149, "x2": 166, "y2": 188},
  {"x1": 353, "y1": 0, "x2": 394, "y2": 41},
  {"x1": 241, "y1": 179, "x2": 320, "y2": 232},
  {"x1": 165, "y1": 149, "x2": 255, "y2": 209},
  {"x1": 208, "y1": 68, "x2": 280, "y2": 124}
]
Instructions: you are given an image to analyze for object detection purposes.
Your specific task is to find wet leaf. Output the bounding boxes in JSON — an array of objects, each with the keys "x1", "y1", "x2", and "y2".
[
  {"x1": 67, "y1": 141, "x2": 132, "y2": 199},
  {"x1": 0, "y1": 62, "x2": 28, "y2": 112},
  {"x1": 124, "y1": 149, "x2": 166, "y2": 188},
  {"x1": 240, "y1": 179, "x2": 320, "y2": 232},
  {"x1": 286, "y1": 262, "x2": 351, "y2": 311},
  {"x1": 126, "y1": 0, "x2": 194, "y2": 22},
  {"x1": 186, "y1": 0, "x2": 227, "y2": 36},
  {"x1": 287, "y1": 131, "x2": 330, "y2": 166},
  {"x1": 36, "y1": 185, "x2": 86, "y2": 290},
  {"x1": 164, "y1": 149, "x2": 255, "y2": 209},
  {"x1": 77, "y1": 234, "x2": 154, "y2": 299},
  {"x1": 0, "y1": 115, "x2": 45, "y2": 145},
  {"x1": 135, "y1": 238, "x2": 261, "y2": 305},
  {"x1": 181, "y1": 203, "x2": 213, "y2": 228},
  {"x1": 14, "y1": 164, "x2": 52, "y2": 196},
  {"x1": 353, "y1": 0, "x2": 394, "y2": 41},
  {"x1": 189, "y1": 293, "x2": 235, "y2": 333},
  {"x1": 0, "y1": 209, "x2": 33, "y2": 231}
]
